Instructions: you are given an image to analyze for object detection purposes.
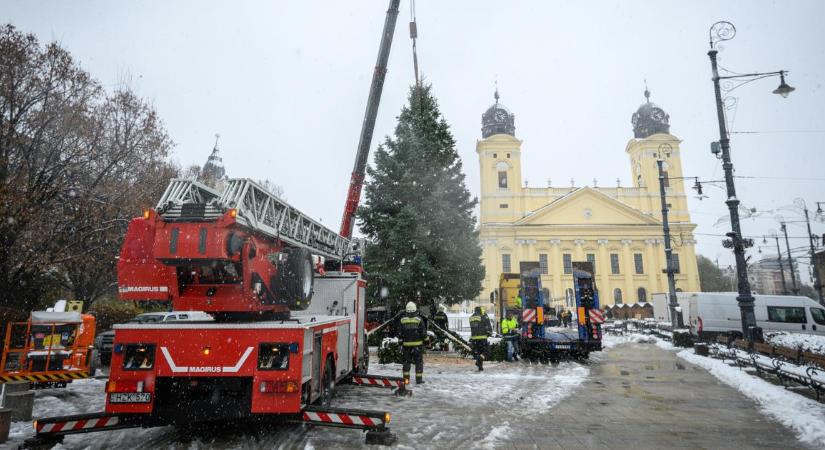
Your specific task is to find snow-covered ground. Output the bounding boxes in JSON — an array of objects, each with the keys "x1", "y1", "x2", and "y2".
[
  {"x1": 601, "y1": 333, "x2": 675, "y2": 351},
  {"x1": 4, "y1": 357, "x2": 588, "y2": 449},
  {"x1": 766, "y1": 331, "x2": 825, "y2": 355},
  {"x1": 679, "y1": 350, "x2": 825, "y2": 448}
]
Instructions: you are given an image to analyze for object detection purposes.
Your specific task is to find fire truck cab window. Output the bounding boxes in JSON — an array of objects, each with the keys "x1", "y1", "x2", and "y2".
[
  {"x1": 258, "y1": 343, "x2": 290, "y2": 370},
  {"x1": 123, "y1": 344, "x2": 156, "y2": 370}
]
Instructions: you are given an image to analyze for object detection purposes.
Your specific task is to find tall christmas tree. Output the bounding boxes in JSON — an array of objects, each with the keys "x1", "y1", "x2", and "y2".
[{"x1": 358, "y1": 84, "x2": 484, "y2": 313}]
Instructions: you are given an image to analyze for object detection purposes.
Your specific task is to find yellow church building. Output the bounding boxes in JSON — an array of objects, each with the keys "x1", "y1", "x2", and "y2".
[{"x1": 475, "y1": 89, "x2": 700, "y2": 312}]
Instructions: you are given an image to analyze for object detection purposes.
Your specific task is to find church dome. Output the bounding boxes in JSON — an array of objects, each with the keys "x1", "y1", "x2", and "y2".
[
  {"x1": 202, "y1": 136, "x2": 226, "y2": 181},
  {"x1": 631, "y1": 88, "x2": 670, "y2": 139},
  {"x1": 481, "y1": 89, "x2": 515, "y2": 138}
]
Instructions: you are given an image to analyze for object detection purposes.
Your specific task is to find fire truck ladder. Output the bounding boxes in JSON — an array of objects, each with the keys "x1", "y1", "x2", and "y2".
[{"x1": 156, "y1": 178, "x2": 351, "y2": 261}]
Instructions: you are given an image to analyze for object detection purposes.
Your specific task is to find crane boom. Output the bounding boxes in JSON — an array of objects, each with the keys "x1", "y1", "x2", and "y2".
[{"x1": 339, "y1": 0, "x2": 401, "y2": 238}]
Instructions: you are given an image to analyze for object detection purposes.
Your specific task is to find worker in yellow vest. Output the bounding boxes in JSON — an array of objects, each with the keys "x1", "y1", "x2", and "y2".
[{"x1": 500, "y1": 312, "x2": 519, "y2": 362}]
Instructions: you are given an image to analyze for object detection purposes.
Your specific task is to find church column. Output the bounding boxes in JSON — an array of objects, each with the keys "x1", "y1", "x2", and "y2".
[
  {"x1": 644, "y1": 239, "x2": 658, "y2": 294},
  {"x1": 621, "y1": 239, "x2": 635, "y2": 304},
  {"x1": 550, "y1": 239, "x2": 562, "y2": 307},
  {"x1": 654, "y1": 238, "x2": 669, "y2": 293},
  {"x1": 597, "y1": 240, "x2": 610, "y2": 304}
]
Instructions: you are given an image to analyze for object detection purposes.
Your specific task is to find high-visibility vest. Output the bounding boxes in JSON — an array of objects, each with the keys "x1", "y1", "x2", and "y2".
[
  {"x1": 501, "y1": 317, "x2": 517, "y2": 334},
  {"x1": 469, "y1": 314, "x2": 488, "y2": 340},
  {"x1": 399, "y1": 315, "x2": 425, "y2": 347}
]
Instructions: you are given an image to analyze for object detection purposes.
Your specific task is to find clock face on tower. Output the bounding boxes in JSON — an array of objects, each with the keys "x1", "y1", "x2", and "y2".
[
  {"x1": 650, "y1": 108, "x2": 665, "y2": 122},
  {"x1": 495, "y1": 109, "x2": 508, "y2": 122},
  {"x1": 631, "y1": 112, "x2": 639, "y2": 126}
]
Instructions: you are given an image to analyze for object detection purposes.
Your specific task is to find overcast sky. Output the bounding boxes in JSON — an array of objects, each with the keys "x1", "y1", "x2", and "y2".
[{"x1": 5, "y1": 0, "x2": 825, "y2": 285}]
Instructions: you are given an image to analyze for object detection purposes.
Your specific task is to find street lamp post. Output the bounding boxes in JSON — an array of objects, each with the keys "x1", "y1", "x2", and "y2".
[
  {"x1": 797, "y1": 199, "x2": 825, "y2": 304},
  {"x1": 708, "y1": 21, "x2": 794, "y2": 340},
  {"x1": 780, "y1": 222, "x2": 800, "y2": 295},
  {"x1": 767, "y1": 232, "x2": 789, "y2": 295},
  {"x1": 656, "y1": 144, "x2": 683, "y2": 329}
]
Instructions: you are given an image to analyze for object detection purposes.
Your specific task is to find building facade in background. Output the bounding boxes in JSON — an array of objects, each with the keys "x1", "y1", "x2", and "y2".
[
  {"x1": 748, "y1": 257, "x2": 791, "y2": 295},
  {"x1": 474, "y1": 89, "x2": 700, "y2": 313}
]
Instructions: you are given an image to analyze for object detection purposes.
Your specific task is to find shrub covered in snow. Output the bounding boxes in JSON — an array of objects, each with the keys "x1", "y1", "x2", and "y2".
[
  {"x1": 673, "y1": 329, "x2": 693, "y2": 348},
  {"x1": 765, "y1": 331, "x2": 825, "y2": 355},
  {"x1": 378, "y1": 337, "x2": 402, "y2": 364}
]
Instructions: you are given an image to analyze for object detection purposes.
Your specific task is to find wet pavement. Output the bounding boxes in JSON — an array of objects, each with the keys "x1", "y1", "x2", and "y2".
[
  {"x1": 5, "y1": 342, "x2": 812, "y2": 449},
  {"x1": 529, "y1": 341, "x2": 811, "y2": 450}
]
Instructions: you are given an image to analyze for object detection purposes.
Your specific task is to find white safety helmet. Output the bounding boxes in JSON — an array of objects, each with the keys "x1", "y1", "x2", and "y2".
[{"x1": 405, "y1": 301, "x2": 417, "y2": 313}]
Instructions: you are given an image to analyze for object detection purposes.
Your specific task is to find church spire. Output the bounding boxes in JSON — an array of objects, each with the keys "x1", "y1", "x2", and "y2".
[
  {"x1": 202, "y1": 133, "x2": 226, "y2": 184},
  {"x1": 644, "y1": 79, "x2": 650, "y2": 103}
]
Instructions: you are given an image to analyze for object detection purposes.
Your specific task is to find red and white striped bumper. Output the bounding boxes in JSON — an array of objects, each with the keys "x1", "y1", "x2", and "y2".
[
  {"x1": 301, "y1": 406, "x2": 388, "y2": 430},
  {"x1": 36, "y1": 414, "x2": 122, "y2": 435},
  {"x1": 350, "y1": 375, "x2": 404, "y2": 389}
]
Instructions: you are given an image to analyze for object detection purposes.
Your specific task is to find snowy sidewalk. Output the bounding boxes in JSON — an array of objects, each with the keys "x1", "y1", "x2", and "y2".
[{"x1": 543, "y1": 340, "x2": 812, "y2": 450}]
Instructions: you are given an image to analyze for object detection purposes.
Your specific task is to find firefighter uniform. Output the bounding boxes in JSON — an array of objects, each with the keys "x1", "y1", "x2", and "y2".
[
  {"x1": 469, "y1": 307, "x2": 491, "y2": 371},
  {"x1": 399, "y1": 302, "x2": 427, "y2": 384},
  {"x1": 433, "y1": 308, "x2": 449, "y2": 331}
]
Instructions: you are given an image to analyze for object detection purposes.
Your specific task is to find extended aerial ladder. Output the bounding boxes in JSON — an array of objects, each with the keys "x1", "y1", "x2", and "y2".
[
  {"x1": 157, "y1": 178, "x2": 351, "y2": 261},
  {"x1": 339, "y1": 0, "x2": 401, "y2": 238}
]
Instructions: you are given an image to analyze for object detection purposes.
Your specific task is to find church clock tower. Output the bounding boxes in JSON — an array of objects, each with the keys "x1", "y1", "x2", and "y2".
[
  {"x1": 477, "y1": 89, "x2": 523, "y2": 221},
  {"x1": 625, "y1": 88, "x2": 688, "y2": 222}
]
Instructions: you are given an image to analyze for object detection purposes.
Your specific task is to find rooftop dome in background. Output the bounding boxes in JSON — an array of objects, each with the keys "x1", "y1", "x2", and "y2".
[
  {"x1": 631, "y1": 88, "x2": 670, "y2": 139},
  {"x1": 481, "y1": 89, "x2": 516, "y2": 138}
]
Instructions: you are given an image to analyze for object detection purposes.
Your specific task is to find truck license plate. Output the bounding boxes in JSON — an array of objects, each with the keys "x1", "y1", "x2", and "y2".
[{"x1": 109, "y1": 392, "x2": 151, "y2": 403}]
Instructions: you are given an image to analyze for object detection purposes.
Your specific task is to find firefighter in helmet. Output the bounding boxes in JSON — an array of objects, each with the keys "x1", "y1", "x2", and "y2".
[
  {"x1": 398, "y1": 301, "x2": 427, "y2": 384},
  {"x1": 469, "y1": 306, "x2": 491, "y2": 371},
  {"x1": 433, "y1": 306, "x2": 449, "y2": 332}
]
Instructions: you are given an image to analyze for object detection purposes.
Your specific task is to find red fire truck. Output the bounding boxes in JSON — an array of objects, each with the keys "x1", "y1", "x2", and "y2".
[{"x1": 29, "y1": 0, "x2": 404, "y2": 446}]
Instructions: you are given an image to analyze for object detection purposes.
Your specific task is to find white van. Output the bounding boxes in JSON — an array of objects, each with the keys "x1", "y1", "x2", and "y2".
[
  {"x1": 129, "y1": 311, "x2": 213, "y2": 323},
  {"x1": 652, "y1": 292, "x2": 825, "y2": 336}
]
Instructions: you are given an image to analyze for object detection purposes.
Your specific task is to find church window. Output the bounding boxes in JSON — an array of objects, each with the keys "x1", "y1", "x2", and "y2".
[
  {"x1": 493, "y1": 153, "x2": 497, "y2": 158},
  {"x1": 634, "y1": 253, "x2": 644, "y2": 274},
  {"x1": 502, "y1": 254, "x2": 511, "y2": 273},
  {"x1": 614, "y1": 288, "x2": 623, "y2": 304},
  {"x1": 563, "y1": 254, "x2": 572, "y2": 274},
  {"x1": 610, "y1": 254, "x2": 620, "y2": 274},
  {"x1": 638, "y1": 287, "x2": 648, "y2": 303},
  {"x1": 498, "y1": 171, "x2": 508, "y2": 188},
  {"x1": 499, "y1": 203, "x2": 509, "y2": 209},
  {"x1": 586, "y1": 253, "x2": 596, "y2": 272},
  {"x1": 506, "y1": 153, "x2": 511, "y2": 158},
  {"x1": 539, "y1": 254, "x2": 548, "y2": 274},
  {"x1": 671, "y1": 253, "x2": 681, "y2": 273}
]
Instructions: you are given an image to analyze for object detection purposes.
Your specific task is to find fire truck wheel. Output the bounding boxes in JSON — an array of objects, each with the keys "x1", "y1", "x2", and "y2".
[
  {"x1": 361, "y1": 346, "x2": 370, "y2": 373},
  {"x1": 276, "y1": 247, "x2": 314, "y2": 310},
  {"x1": 317, "y1": 357, "x2": 336, "y2": 407}
]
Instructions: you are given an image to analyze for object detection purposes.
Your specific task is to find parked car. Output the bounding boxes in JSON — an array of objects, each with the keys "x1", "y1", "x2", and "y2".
[
  {"x1": 95, "y1": 311, "x2": 213, "y2": 365},
  {"x1": 651, "y1": 292, "x2": 825, "y2": 337}
]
